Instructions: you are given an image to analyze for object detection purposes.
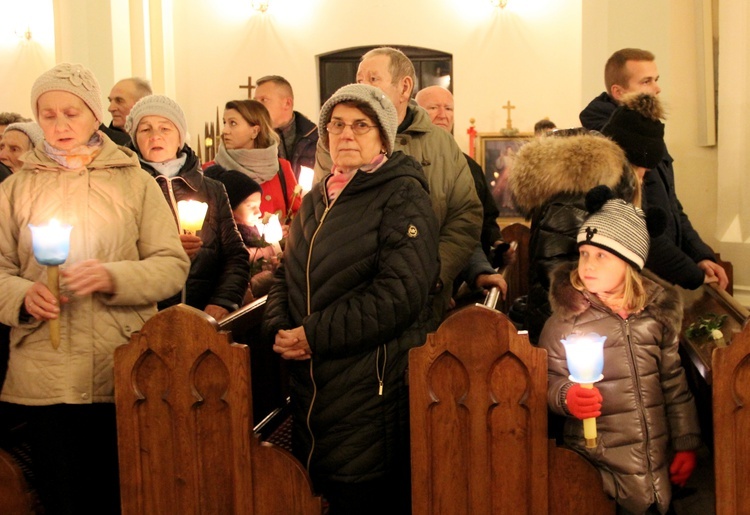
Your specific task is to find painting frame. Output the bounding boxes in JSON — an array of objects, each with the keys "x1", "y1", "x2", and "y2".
[{"x1": 476, "y1": 132, "x2": 533, "y2": 225}]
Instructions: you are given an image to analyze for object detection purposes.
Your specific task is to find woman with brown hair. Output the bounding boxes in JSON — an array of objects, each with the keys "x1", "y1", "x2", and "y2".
[{"x1": 203, "y1": 99, "x2": 300, "y2": 220}]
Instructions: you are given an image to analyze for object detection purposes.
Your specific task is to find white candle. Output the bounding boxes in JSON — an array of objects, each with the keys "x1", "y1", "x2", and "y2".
[
  {"x1": 263, "y1": 214, "x2": 283, "y2": 245},
  {"x1": 177, "y1": 200, "x2": 208, "y2": 234},
  {"x1": 298, "y1": 166, "x2": 314, "y2": 193}
]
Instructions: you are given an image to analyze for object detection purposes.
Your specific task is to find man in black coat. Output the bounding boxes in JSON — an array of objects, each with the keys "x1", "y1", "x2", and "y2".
[
  {"x1": 580, "y1": 48, "x2": 728, "y2": 291},
  {"x1": 254, "y1": 75, "x2": 318, "y2": 180}
]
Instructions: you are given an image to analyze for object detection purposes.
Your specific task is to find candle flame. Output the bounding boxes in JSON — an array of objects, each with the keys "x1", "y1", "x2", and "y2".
[
  {"x1": 263, "y1": 214, "x2": 283, "y2": 244},
  {"x1": 298, "y1": 166, "x2": 314, "y2": 193}
]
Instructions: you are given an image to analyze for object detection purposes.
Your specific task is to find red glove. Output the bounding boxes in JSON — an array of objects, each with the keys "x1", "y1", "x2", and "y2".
[
  {"x1": 565, "y1": 383, "x2": 602, "y2": 420},
  {"x1": 669, "y1": 450, "x2": 697, "y2": 487}
]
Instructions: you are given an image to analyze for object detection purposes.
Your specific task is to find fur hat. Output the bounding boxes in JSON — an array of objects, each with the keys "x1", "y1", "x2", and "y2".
[
  {"x1": 318, "y1": 84, "x2": 398, "y2": 156},
  {"x1": 205, "y1": 167, "x2": 262, "y2": 210},
  {"x1": 509, "y1": 132, "x2": 632, "y2": 215},
  {"x1": 577, "y1": 186, "x2": 650, "y2": 270},
  {"x1": 126, "y1": 95, "x2": 186, "y2": 152},
  {"x1": 31, "y1": 63, "x2": 104, "y2": 123},
  {"x1": 4, "y1": 122, "x2": 44, "y2": 147},
  {"x1": 601, "y1": 93, "x2": 665, "y2": 170}
]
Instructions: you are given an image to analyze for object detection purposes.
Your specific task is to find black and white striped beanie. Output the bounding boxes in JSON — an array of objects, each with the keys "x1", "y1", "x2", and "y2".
[{"x1": 577, "y1": 195, "x2": 649, "y2": 271}]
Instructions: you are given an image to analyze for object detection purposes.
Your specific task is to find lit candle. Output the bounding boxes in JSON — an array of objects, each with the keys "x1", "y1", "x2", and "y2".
[
  {"x1": 177, "y1": 200, "x2": 208, "y2": 235},
  {"x1": 28, "y1": 219, "x2": 73, "y2": 350},
  {"x1": 298, "y1": 166, "x2": 314, "y2": 193},
  {"x1": 561, "y1": 332, "x2": 606, "y2": 448},
  {"x1": 263, "y1": 213, "x2": 283, "y2": 247}
]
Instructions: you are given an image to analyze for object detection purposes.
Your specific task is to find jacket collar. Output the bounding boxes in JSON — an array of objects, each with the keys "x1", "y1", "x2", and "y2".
[{"x1": 138, "y1": 145, "x2": 203, "y2": 192}]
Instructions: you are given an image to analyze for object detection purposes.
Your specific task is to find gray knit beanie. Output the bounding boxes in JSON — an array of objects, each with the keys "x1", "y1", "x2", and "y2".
[
  {"x1": 577, "y1": 196, "x2": 650, "y2": 271},
  {"x1": 31, "y1": 63, "x2": 104, "y2": 123},
  {"x1": 4, "y1": 122, "x2": 44, "y2": 147},
  {"x1": 126, "y1": 95, "x2": 187, "y2": 152},
  {"x1": 318, "y1": 84, "x2": 398, "y2": 156}
]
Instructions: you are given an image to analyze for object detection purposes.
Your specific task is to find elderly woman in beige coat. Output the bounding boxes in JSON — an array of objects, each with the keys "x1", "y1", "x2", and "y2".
[{"x1": 0, "y1": 63, "x2": 189, "y2": 514}]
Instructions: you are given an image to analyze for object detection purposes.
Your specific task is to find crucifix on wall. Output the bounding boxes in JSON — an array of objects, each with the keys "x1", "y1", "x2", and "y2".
[
  {"x1": 239, "y1": 76, "x2": 256, "y2": 99},
  {"x1": 501, "y1": 100, "x2": 519, "y2": 135}
]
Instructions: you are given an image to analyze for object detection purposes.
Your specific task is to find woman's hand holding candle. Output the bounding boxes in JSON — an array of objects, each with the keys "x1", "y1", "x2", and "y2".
[
  {"x1": 179, "y1": 233, "x2": 203, "y2": 258},
  {"x1": 24, "y1": 282, "x2": 60, "y2": 321},
  {"x1": 565, "y1": 383, "x2": 603, "y2": 419}
]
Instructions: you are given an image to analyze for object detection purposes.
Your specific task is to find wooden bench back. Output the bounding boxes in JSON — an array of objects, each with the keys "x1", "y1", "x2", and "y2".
[
  {"x1": 409, "y1": 305, "x2": 613, "y2": 514},
  {"x1": 114, "y1": 304, "x2": 320, "y2": 514},
  {"x1": 499, "y1": 222, "x2": 531, "y2": 314},
  {"x1": 713, "y1": 318, "x2": 750, "y2": 514}
]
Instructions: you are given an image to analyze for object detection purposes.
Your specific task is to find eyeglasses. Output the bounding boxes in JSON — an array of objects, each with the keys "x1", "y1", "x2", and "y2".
[{"x1": 326, "y1": 120, "x2": 377, "y2": 135}]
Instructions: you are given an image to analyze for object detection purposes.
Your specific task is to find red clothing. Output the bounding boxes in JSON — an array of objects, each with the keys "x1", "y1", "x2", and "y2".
[{"x1": 203, "y1": 158, "x2": 301, "y2": 219}]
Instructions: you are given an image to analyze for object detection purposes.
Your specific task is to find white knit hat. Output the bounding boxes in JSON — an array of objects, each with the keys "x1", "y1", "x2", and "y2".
[
  {"x1": 126, "y1": 95, "x2": 187, "y2": 152},
  {"x1": 4, "y1": 122, "x2": 44, "y2": 147},
  {"x1": 31, "y1": 63, "x2": 104, "y2": 123},
  {"x1": 578, "y1": 196, "x2": 650, "y2": 271},
  {"x1": 318, "y1": 84, "x2": 398, "y2": 156}
]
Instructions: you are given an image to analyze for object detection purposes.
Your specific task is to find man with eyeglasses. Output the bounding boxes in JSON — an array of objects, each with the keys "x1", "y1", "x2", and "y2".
[
  {"x1": 415, "y1": 85, "x2": 510, "y2": 307},
  {"x1": 314, "y1": 47, "x2": 482, "y2": 319}
]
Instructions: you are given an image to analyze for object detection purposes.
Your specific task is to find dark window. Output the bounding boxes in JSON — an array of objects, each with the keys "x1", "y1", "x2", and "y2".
[{"x1": 318, "y1": 46, "x2": 453, "y2": 107}]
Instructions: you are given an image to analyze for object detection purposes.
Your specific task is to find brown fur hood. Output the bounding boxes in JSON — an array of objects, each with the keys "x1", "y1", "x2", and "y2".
[
  {"x1": 509, "y1": 134, "x2": 630, "y2": 214},
  {"x1": 548, "y1": 262, "x2": 683, "y2": 338}
]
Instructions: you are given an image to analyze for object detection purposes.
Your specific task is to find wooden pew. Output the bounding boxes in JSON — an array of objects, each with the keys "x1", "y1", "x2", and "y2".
[
  {"x1": 499, "y1": 222, "x2": 530, "y2": 317},
  {"x1": 678, "y1": 283, "x2": 750, "y2": 446},
  {"x1": 114, "y1": 304, "x2": 320, "y2": 514},
  {"x1": 409, "y1": 305, "x2": 615, "y2": 514},
  {"x1": 712, "y1": 313, "x2": 750, "y2": 515}
]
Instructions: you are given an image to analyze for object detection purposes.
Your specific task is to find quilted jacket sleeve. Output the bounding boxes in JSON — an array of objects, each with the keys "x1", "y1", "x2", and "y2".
[{"x1": 103, "y1": 175, "x2": 190, "y2": 306}]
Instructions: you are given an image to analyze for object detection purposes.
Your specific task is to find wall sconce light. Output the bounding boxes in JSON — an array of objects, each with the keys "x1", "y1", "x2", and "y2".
[
  {"x1": 251, "y1": 0, "x2": 270, "y2": 12},
  {"x1": 15, "y1": 26, "x2": 32, "y2": 41},
  {"x1": 490, "y1": 0, "x2": 508, "y2": 8}
]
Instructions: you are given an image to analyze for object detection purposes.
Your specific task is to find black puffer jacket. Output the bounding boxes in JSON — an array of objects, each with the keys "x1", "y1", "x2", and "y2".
[
  {"x1": 138, "y1": 146, "x2": 250, "y2": 311},
  {"x1": 263, "y1": 151, "x2": 440, "y2": 486},
  {"x1": 509, "y1": 134, "x2": 637, "y2": 343},
  {"x1": 540, "y1": 263, "x2": 701, "y2": 514},
  {"x1": 580, "y1": 93, "x2": 717, "y2": 289}
]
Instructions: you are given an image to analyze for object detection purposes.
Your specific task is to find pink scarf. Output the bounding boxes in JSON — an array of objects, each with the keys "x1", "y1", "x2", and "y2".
[
  {"x1": 43, "y1": 131, "x2": 104, "y2": 169},
  {"x1": 326, "y1": 154, "x2": 388, "y2": 201}
]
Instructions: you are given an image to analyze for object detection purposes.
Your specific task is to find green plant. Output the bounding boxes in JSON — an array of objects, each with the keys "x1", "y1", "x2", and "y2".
[{"x1": 685, "y1": 313, "x2": 727, "y2": 340}]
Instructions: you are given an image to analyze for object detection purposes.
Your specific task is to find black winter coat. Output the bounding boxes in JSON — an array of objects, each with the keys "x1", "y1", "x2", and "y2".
[
  {"x1": 263, "y1": 151, "x2": 440, "y2": 486},
  {"x1": 580, "y1": 92, "x2": 716, "y2": 289},
  {"x1": 509, "y1": 134, "x2": 637, "y2": 343},
  {"x1": 284, "y1": 111, "x2": 318, "y2": 180},
  {"x1": 138, "y1": 147, "x2": 250, "y2": 311}
]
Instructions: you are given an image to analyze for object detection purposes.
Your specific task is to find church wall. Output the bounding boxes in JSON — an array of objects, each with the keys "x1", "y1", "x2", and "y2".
[{"x1": 1, "y1": 0, "x2": 747, "y2": 303}]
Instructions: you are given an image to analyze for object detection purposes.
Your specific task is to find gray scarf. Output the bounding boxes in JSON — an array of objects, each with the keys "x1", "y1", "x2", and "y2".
[{"x1": 214, "y1": 142, "x2": 279, "y2": 183}]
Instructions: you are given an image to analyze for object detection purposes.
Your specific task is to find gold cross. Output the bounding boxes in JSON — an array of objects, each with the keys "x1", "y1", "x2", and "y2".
[
  {"x1": 502, "y1": 100, "x2": 515, "y2": 130},
  {"x1": 240, "y1": 76, "x2": 256, "y2": 99}
]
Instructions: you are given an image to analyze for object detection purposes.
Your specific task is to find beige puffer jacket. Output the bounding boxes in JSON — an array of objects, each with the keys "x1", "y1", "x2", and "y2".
[
  {"x1": 315, "y1": 102, "x2": 482, "y2": 317},
  {"x1": 0, "y1": 135, "x2": 190, "y2": 405},
  {"x1": 539, "y1": 263, "x2": 701, "y2": 514}
]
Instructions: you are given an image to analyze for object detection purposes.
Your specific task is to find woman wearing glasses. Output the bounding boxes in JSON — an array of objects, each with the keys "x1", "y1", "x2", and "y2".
[{"x1": 263, "y1": 84, "x2": 439, "y2": 514}]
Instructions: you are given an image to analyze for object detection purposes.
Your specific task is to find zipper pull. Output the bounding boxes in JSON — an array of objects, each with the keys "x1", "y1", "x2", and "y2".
[{"x1": 378, "y1": 381, "x2": 383, "y2": 396}]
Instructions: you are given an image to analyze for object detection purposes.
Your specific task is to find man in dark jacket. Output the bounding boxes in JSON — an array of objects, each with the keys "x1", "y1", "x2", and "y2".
[
  {"x1": 415, "y1": 85, "x2": 509, "y2": 303},
  {"x1": 254, "y1": 75, "x2": 318, "y2": 180},
  {"x1": 580, "y1": 47, "x2": 728, "y2": 290},
  {"x1": 103, "y1": 77, "x2": 152, "y2": 146}
]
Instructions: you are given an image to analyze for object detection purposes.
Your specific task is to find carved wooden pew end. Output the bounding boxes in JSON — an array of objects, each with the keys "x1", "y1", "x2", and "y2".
[{"x1": 115, "y1": 304, "x2": 321, "y2": 514}]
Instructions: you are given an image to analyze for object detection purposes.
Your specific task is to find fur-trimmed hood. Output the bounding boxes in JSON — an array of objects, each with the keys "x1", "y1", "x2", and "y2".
[
  {"x1": 509, "y1": 134, "x2": 632, "y2": 214},
  {"x1": 548, "y1": 261, "x2": 683, "y2": 338}
]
